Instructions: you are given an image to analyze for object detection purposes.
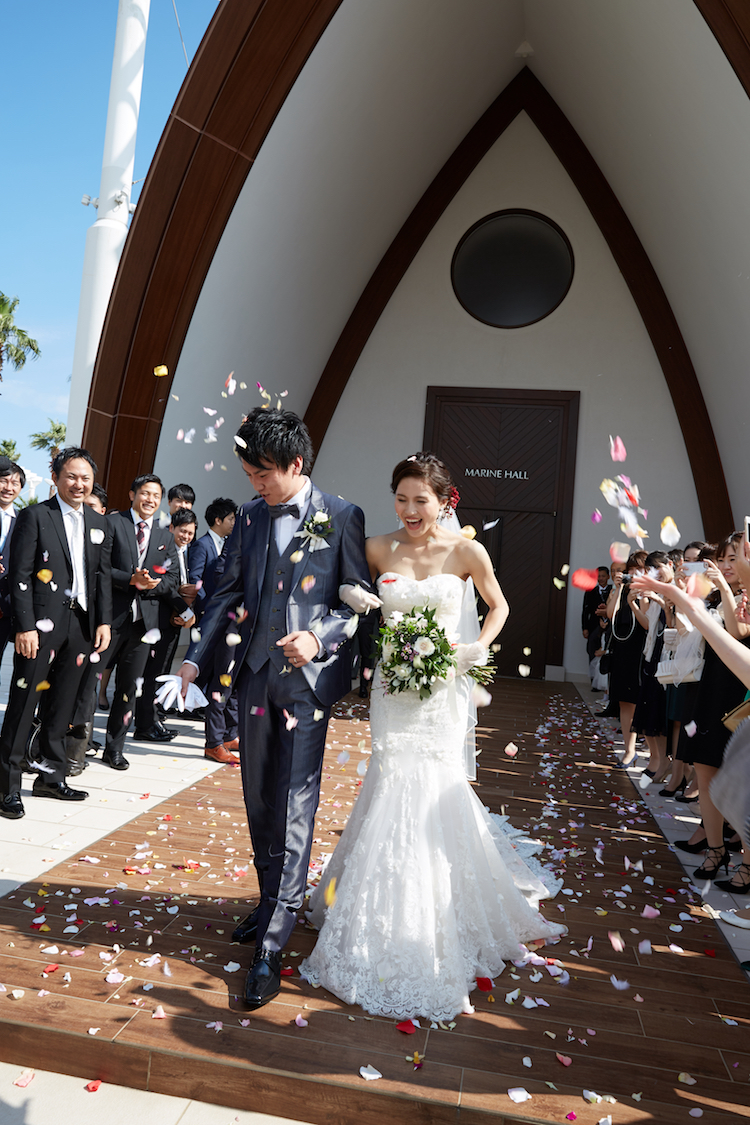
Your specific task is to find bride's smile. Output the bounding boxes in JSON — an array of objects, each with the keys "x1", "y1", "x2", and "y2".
[{"x1": 394, "y1": 477, "x2": 442, "y2": 539}]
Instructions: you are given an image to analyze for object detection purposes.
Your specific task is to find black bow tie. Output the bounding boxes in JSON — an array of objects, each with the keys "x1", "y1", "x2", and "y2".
[{"x1": 267, "y1": 502, "x2": 300, "y2": 519}]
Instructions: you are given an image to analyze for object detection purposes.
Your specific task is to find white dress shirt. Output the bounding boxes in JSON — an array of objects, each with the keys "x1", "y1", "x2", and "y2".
[
  {"x1": 57, "y1": 497, "x2": 87, "y2": 611},
  {"x1": 208, "y1": 527, "x2": 225, "y2": 556},
  {"x1": 275, "y1": 478, "x2": 312, "y2": 553},
  {"x1": 130, "y1": 510, "x2": 154, "y2": 620},
  {"x1": 130, "y1": 509, "x2": 153, "y2": 565},
  {"x1": 177, "y1": 545, "x2": 188, "y2": 585},
  {"x1": 0, "y1": 507, "x2": 15, "y2": 556}
]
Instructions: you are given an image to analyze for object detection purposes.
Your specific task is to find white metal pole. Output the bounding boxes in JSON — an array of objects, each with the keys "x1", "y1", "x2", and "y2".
[{"x1": 67, "y1": 0, "x2": 151, "y2": 445}]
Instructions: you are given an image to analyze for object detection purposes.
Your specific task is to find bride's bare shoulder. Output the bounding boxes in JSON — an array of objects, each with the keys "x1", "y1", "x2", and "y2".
[{"x1": 367, "y1": 533, "x2": 402, "y2": 564}]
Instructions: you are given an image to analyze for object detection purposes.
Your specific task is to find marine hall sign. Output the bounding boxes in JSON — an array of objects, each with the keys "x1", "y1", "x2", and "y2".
[{"x1": 464, "y1": 468, "x2": 529, "y2": 480}]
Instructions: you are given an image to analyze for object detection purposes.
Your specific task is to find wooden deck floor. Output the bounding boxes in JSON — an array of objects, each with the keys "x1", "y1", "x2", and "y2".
[{"x1": 0, "y1": 681, "x2": 748, "y2": 1125}]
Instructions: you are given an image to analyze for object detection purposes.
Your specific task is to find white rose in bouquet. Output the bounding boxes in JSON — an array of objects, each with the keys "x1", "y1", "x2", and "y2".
[
  {"x1": 394, "y1": 664, "x2": 411, "y2": 679},
  {"x1": 414, "y1": 636, "x2": 435, "y2": 657},
  {"x1": 382, "y1": 641, "x2": 396, "y2": 663}
]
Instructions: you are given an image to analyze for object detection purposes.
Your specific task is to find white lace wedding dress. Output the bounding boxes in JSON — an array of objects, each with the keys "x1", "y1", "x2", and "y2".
[{"x1": 300, "y1": 572, "x2": 566, "y2": 1021}]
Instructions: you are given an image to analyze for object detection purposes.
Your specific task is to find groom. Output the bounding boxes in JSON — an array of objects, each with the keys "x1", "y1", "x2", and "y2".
[{"x1": 180, "y1": 407, "x2": 370, "y2": 1008}]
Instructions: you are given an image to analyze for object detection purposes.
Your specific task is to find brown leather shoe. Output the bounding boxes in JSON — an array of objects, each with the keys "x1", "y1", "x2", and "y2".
[
  {"x1": 223, "y1": 738, "x2": 240, "y2": 751},
  {"x1": 204, "y1": 744, "x2": 240, "y2": 765}
]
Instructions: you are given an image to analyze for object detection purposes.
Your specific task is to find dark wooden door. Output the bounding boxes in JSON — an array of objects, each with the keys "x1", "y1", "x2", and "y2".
[{"x1": 424, "y1": 388, "x2": 579, "y2": 679}]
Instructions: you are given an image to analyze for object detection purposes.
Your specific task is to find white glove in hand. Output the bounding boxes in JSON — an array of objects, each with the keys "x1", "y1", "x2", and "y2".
[
  {"x1": 155, "y1": 675, "x2": 209, "y2": 713},
  {"x1": 455, "y1": 642, "x2": 488, "y2": 676},
  {"x1": 338, "y1": 583, "x2": 383, "y2": 613}
]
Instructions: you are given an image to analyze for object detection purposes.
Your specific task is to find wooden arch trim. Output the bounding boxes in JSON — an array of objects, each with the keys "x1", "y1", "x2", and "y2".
[
  {"x1": 695, "y1": 0, "x2": 750, "y2": 94},
  {"x1": 304, "y1": 66, "x2": 731, "y2": 539},
  {"x1": 82, "y1": 0, "x2": 344, "y2": 507}
]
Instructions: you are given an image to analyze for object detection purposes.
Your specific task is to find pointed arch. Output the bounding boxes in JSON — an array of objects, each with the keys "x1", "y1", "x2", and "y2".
[{"x1": 303, "y1": 67, "x2": 731, "y2": 538}]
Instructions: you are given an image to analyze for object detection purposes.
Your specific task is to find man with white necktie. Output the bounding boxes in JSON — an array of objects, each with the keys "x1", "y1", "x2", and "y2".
[
  {"x1": 187, "y1": 497, "x2": 239, "y2": 763},
  {"x1": 0, "y1": 448, "x2": 113, "y2": 819},
  {"x1": 102, "y1": 474, "x2": 179, "y2": 770}
]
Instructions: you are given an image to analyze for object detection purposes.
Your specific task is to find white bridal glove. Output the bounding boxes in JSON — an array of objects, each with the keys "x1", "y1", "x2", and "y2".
[
  {"x1": 338, "y1": 584, "x2": 383, "y2": 614},
  {"x1": 454, "y1": 642, "x2": 488, "y2": 676},
  {"x1": 155, "y1": 675, "x2": 209, "y2": 713}
]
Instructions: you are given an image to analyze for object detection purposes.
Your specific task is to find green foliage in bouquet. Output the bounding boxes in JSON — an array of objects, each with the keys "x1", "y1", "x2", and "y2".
[{"x1": 378, "y1": 605, "x2": 456, "y2": 700}]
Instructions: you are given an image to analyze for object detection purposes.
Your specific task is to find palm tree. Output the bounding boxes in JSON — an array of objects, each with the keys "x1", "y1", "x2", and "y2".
[
  {"x1": 29, "y1": 419, "x2": 67, "y2": 462},
  {"x1": 0, "y1": 438, "x2": 20, "y2": 460},
  {"x1": 0, "y1": 292, "x2": 41, "y2": 381}
]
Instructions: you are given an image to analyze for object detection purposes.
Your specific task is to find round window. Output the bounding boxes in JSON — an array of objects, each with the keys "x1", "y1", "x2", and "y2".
[{"x1": 451, "y1": 210, "x2": 574, "y2": 328}]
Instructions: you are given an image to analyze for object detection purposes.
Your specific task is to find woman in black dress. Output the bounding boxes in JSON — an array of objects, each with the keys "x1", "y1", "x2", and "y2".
[
  {"x1": 672, "y1": 532, "x2": 750, "y2": 878},
  {"x1": 606, "y1": 552, "x2": 647, "y2": 767}
]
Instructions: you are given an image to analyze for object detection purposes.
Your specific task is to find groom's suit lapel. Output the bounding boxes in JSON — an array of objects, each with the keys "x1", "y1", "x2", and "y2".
[
  {"x1": 288, "y1": 485, "x2": 321, "y2": 598},
  {"x1": 251, "y1": 501, "x2": 271, "y2": 601}
]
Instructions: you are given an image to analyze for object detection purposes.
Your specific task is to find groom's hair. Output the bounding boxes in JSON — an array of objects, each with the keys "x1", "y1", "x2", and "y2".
[{"x1": 235, "y1": 407, "x2": 314, "y2": 475}]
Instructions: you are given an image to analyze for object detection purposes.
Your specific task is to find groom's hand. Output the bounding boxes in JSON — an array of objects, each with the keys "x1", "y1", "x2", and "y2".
[
  {"x1": 179, "y1": 661, "x2": 198, "y2": 698},
  {"x1": 278, "y1": 630, "x2": 320, "y2": 668}
]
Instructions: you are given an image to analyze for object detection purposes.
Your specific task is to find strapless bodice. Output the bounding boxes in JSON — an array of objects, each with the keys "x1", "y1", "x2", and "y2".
[{"x1": 377, "y1": 571, "x2": 465, "y2": 636}]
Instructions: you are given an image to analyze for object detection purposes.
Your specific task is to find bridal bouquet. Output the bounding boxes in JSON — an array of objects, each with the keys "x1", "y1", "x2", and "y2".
[{"x1": 378, "y1": 606, "x2": 456, "y2": 699}]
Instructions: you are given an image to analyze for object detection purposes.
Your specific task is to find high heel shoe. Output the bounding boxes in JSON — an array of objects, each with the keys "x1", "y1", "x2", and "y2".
[
  {"x1": 674, "y1": 792, "x2": 700, "y2": 804},
  {"x1": 715, "y1": 863, "x2": 750, "y2": 894},
  {"x1": 659, "y1": 778, "x2": 687, "y2": 798},
  {"x1": 674, "y1": 837, "x2": 707, "y2": 854},
  {"x1": 693, "y1": 847, "x2": 730, "y2": 880}
]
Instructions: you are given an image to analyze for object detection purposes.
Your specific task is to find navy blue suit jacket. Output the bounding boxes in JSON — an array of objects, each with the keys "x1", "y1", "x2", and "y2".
[
  {"x1": 187, "y1": 484, "x2": 370, "y2": 706},
  {"x1": 187, "y1": 532, "x2": 222, "y2": 616}
]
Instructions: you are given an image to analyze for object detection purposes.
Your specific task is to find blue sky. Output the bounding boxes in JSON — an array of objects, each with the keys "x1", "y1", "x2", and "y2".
[{"x1": 1, "y1": 1, "x2": 218, "y2": 489}]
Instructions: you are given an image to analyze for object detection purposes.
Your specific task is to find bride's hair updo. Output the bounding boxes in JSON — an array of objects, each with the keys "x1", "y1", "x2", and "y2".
[{"x1": 391, "y1": 452, "x2": 455, "y2": 503}]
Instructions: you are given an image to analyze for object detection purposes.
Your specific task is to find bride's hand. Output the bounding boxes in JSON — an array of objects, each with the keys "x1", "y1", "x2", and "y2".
[
  {"x1": 454, "y1": 642, "x2": 488, "y2": 676},
  {"x1": 338, "y1": 583, "x2": 383, "y2": 613}
]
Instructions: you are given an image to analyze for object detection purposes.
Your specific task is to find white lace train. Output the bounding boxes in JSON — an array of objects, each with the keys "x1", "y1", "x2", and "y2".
[{"x1": 300, "y1": 573, "x2": 566, "y2": 1021}]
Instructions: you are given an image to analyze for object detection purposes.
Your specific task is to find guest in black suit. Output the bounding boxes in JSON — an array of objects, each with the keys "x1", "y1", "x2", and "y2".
[
  {"x1": 188, "y1": 497, "x2": 239, "y2": 763},
  {"x1": 0, "y1": 458, "x2": 25, "y2": 672},
  {"x1": 102, "y1": 474, "x2": 178, "y2": 770},
  {"x1": 133, "y1": 507, "x2": 198, "y2": 741},
  {"x1": 582, "y1": 566, "x2": 612, "y2": 661},
  {"x1": 0, "y1": 448, "x2": 113, "y2": 819}
]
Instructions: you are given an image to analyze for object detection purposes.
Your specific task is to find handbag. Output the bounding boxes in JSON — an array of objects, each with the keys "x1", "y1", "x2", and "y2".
[
  {"x1": 655, "y1": 618, "x2": 704, "y2": 686},
  {"x1": 722, "y1": 697, "x2": 750, "y2": 732}
]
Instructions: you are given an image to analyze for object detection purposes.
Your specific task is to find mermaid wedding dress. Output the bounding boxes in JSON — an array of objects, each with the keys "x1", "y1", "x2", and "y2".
[{"x1": 300, "y1": 572, "x2": 566, "y2": 1021}]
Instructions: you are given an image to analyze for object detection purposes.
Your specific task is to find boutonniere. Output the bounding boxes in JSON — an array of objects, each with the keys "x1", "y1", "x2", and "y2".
[{"x1": 294, "y1": 509, "x2": 333, "y2": 553}]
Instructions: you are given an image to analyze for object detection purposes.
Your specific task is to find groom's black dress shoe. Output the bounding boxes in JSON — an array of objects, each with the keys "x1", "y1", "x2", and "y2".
[
  {"x1": 232, "y1": 907, "x2": 260, "y2": 944},
  {"x1": 32, "y1": 778, "x2": 88, "y2": 801},
  {"x1": 102, "y1": 748, "x2": 129, "y2": 770},
  {"x1": 0, "y1": 793, "x2": 25, "y2": 819},
  {"x1": 243, "y1": 947, "x2": 281, "y2": 1009}
]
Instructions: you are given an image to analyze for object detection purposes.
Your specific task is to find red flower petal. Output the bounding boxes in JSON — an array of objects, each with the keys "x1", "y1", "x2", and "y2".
[
  {"x1": 476, "y1": 977, "x2": 493, "y2": 992},
  {"x1": 396, "y1": 1020, "x2": 417, "y2": 1034}
]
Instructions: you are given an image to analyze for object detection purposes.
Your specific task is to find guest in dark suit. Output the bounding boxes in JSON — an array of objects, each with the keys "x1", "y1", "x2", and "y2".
[
  {"x1": 102, "y1": 474, "x2": 178, "y2": 770},
  {"x1": 188, "y1": 497, "x2": 237, "y2": 619},
  {"x1": 0, "y1": 458, "x2": 25, "y2": 671},
  {"x1": 180, "y1": 408, "x2": 371, "y2": 1009},
  {"x1": 133, "y1": 507, "x2": 197, "y2": 741},
  {"x1": 582, "y1": 566, "x2": 612, "y2": 660},
  {"x1": 0, "y1": 448, "x2": 113, "y2": 819},
  {"x1": 188, "y1": 497, "x2": 239, "y2": 763}
]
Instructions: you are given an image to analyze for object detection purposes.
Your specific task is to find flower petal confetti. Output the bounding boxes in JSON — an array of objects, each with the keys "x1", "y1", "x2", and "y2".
[
  {"x1": 660, "y1": 516, "x2": 680, "y2": 547},
  {"x1": 153, "y1": 365, "x2": 168, "y2": 377},
  {"x1": 571, "y1": 569, "x2": 599, "y2": 591},
  {"x1": 609, "y1": 435, "x2": 627, "y2": 461},
  {"x1": 359, "y1": 1064, "x2": 382, "y2": 1081}
]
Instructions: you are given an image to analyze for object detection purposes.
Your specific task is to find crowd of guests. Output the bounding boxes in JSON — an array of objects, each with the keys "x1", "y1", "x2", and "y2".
[
  {"x1": 0, "y1": 448, "x2": 240, "y2": 821},
  {"x1": 582, "y1": 536, "x2": 750, "y2": 898}
]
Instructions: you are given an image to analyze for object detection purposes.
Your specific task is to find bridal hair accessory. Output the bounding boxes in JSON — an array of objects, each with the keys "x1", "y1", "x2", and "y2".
[
  {"x1": 154, "y1": 675, "x2": 209, "y2": 712},
  {"x1": 448, "y1": 487, "x2": 460, "y2": 510},
  {"x1": 294, "y1": 509, "x2": 333, "y2": 553}
]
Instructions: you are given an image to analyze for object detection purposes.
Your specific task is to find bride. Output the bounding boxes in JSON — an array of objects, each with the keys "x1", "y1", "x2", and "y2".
[{"x1": 300, "y1": 453, "x2": 565, "y2": 1021}]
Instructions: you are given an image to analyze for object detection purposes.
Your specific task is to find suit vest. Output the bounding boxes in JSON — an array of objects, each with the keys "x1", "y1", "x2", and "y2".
[{"x1": 246, "y1": 532, "x2": 297, "y2": 673}]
